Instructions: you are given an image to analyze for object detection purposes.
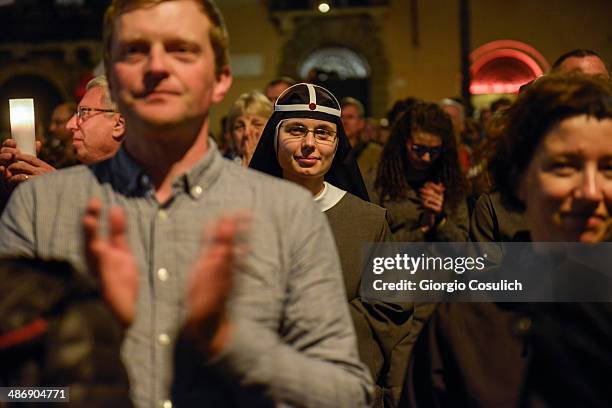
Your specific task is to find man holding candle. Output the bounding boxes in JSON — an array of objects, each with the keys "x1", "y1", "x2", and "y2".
[
  {"x1": 0, "y1": 1, "x2": 372, "y2": 407},
  {"x1": 0, "y1": 76, "x2": 125, "y2": 207}
]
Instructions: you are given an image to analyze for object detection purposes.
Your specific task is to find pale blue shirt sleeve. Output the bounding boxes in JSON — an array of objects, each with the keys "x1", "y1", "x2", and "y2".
[
  {"x1": 0, "y1": 182, "x2": 37, "y2": 258},
  {"x1": 209, "y1": 199, "x2": 374, "y2": 407}
]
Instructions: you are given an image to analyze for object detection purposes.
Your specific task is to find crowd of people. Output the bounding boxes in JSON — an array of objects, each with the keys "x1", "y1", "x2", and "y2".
[{"x1": 0, "y1": 1, "x2": 611, "y2": 407}]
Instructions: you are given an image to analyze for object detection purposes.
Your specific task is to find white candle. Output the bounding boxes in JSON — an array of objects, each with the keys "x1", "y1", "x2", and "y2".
[{"x1": 9, "y1": 98, "x2": 37, "y2": 157}]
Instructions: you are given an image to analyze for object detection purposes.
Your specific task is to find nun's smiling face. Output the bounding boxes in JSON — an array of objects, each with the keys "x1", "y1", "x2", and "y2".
[{"x1": 277, "y1": 118, "x2": 338, "y2": 182}]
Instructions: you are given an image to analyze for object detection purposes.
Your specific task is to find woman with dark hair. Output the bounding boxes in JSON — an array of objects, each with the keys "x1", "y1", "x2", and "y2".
[
  {"x1": 250, "y1": 83, "x2": 413, "y2": 406},
  {"x1": 504, "y1": 72, "x2": 612, "y2": 406},
  {"x1": 401, "y1": 73, "x2": 612, "y2": 407},
  {"x1": 373, "y1": 102, "x2": 468, "y2": 242}
]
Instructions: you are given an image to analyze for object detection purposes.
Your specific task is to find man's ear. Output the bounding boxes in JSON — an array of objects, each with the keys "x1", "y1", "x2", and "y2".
[
  {"x1": 112, "y1": 114, "x2": 126, "y2": 141},
  {"x1": 212, "y1": 65, "x2": 233, "y2": 105}
]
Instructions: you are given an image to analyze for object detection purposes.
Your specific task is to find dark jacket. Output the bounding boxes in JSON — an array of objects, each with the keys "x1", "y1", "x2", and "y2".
[{"x1": 370, "y1": 181, "x2": 469, "y2": 243}]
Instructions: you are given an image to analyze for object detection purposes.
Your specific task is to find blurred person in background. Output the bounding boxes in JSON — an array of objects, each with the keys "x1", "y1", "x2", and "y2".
[
  {"x1": 467, "y1": 96, "x2": 514, "y2": 198},
  {"x1": 341, "y1": 96, "x2": 383, "y2": 180},
  {"x1": 518, "y1": 48, "x2": 609, "y2": 94},
  {"x1": 438, "y1": 98, "x2": 465, "y2": 136},
  {"x1": 551, "y1": 48, "x2": 609, "y2": 80},
  {"x1": 341, "y1": 96, "x2": 366, "y2": 146},
  {"x1": 40, "y1": 102, "x2": 79, "y2": 169},
  {"x1": 373, "y1": 102, "x2": 468, "y2": 242},
  {"x1": 387, "y1": 97, "x2": 420, "y2": 129},
  {"x1": 378, "y1": 97, "x2": 422, "y2": 156},
  {"x1": 264, "y1": 76, "x2": 296, "y2": 103},
  {"x1": 215, "y1": 115, "x2": 230, "y2": 155},
  {"x1": 439, "y1": 98, "x2": 472, "y2": 171},
  {"x1": 366, "y1": 118, "x2": 393, "y2": 147},
  {"x1": 490, "y1": 97, "x2": 513, "y2": 115},
  {"x1": 66, "y1": 76, "x2": 125, "y2": 165},
  {"x1": 224, "y1": 90, "x2": 272, "y2": 166},
  {"x1": 362, "y1": 117, "x2": 380, "y2": 144}
]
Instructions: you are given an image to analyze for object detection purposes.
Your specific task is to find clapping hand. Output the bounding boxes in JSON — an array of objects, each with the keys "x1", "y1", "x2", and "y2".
[
  {"x1": 83, "y1": 196, "x2": 252, "y2": 358},
  {"x1": 184, "y1": 212, "x2": 252, "y2": 357},
  {"x1": 83, "y1": 198, "x2": 139, "y2": 327}
]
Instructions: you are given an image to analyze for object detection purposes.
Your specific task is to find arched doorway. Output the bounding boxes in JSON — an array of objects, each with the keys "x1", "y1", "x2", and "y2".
[
  {"x1": 299, "y1": 46, "x2": 371, "y2": 115},
  {"x1": 0, "y1": 75, "x2": 65, "y2": 140},
  {"x1": 470, "y1": 40, "x2": 549, "y2": 109},
  {"x1": 278, "y1": 15, "x2": 389, "y2": 118},
  {"x1": 299, "y1": 47, "x2": 370, "y2": 79}
]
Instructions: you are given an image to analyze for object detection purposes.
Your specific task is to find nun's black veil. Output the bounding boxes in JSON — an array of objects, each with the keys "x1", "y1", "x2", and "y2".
[{"x1": 249, "y1": 83, "x2": 370, "y2": 202}]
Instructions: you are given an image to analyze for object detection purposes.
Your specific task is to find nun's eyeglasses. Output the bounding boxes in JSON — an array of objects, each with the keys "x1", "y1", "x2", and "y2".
[{"x1": 281, "y1": 124, "x2": 337, "y2": 143}]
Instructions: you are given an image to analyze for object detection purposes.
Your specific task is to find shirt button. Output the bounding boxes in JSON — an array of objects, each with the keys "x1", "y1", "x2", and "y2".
[
  {"x1": 158, "y1": 210, "x2": 168, "y2": 220},
  {"x1": 160, "y1": 400, "x2": 172, "y2": 408},
  {"x1": 191, "y1": 185, "x2": 203, "y2": 198},
  {"x1": 140, "y1": 175, "x2": 150, "y2": 187},
  {"x1": 157, "y1": 268, "x2": 168, "y2": 281},
  {"x1": 158, "y1": 333, "x2": 170, "y2": 346}
]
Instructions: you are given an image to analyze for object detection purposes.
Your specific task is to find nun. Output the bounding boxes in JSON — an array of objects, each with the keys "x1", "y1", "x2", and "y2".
[{"x1": 250, "y1": 83, "x2": 414, "y2": 406}]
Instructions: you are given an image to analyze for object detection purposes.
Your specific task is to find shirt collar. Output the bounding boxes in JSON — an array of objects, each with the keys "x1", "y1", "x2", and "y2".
[
  {"x1": 314, "y1": 181, "x2": 347, "y2": 212},
  {"x1": 109, "y1": 138, "x2": 224, "y2": 199}
]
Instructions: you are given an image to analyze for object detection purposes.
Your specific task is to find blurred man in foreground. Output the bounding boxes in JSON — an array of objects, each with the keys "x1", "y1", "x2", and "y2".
[{"x1": 0, "y1": 1, "x2": 372, "y2": 407}]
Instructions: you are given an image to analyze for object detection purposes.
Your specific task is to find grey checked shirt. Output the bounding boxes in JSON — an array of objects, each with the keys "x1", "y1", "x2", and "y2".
[{"x1": 0, "y1": 141, "x2": 373, "y2": 407}]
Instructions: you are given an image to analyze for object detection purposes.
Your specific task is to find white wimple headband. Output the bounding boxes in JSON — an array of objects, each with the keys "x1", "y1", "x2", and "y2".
[{"x1": 274, "y1": 83, "x2": 341, "y2": 117}]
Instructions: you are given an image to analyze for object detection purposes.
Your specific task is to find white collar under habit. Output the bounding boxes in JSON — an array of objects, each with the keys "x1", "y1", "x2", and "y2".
[{"x1": 314, "y1": 181, "x2": 347, "y2": 212}]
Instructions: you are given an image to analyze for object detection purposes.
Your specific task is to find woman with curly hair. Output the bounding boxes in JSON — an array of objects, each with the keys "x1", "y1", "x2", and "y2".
[{"x1": 373, "y1": 102, "x2": 469, "y2": 242}]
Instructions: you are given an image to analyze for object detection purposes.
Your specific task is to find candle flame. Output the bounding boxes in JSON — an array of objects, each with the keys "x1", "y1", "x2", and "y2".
[{"x1": 9, "y1": 99, "x2": 35, "y2": 126}]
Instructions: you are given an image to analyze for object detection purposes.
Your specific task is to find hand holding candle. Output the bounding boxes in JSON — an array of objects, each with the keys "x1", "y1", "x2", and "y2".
[{"x1": 9, "y1": 99, "x2": 37, "y2": 157}]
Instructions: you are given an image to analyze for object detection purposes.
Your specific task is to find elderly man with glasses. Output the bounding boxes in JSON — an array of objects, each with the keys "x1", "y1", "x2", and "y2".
[
  {"x1": 0, "y1": 75, "x2": 124, "y2": 212},
  {"x1": 0, "y1": 76, "x2": 125, "y2": 186}
]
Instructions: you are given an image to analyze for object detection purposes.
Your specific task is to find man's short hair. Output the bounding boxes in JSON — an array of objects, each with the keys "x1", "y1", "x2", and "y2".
[
  {"x1": 551, "y1": 49, "x2": 604, "y2": 71},
  {"x1": 340, "y1": 97, "x2": 365, "y2": 117},
  {"x1": 226, "y1": 90, "x2": 273, "y2": 133},
  {"x1": 103, "y1": 0, "x2": 230, "y2": 77},
  {"x1": 85, "y1": 75, "x2": 117, "y2": 111}
]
